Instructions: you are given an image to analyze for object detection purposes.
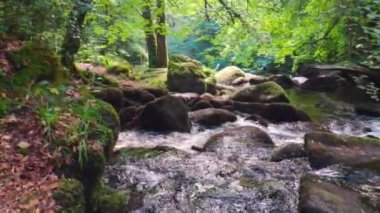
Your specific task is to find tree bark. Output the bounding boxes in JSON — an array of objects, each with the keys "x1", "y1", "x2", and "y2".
[
  {"x1": 60, "y1": 0, "x2": 92, "y2": 74},
  {"x1": 155, "y1": 0, "x2": 168, "y2": 68},
  {"x1": 142, "y1": 0, "x2": 158, "y2": 68}
]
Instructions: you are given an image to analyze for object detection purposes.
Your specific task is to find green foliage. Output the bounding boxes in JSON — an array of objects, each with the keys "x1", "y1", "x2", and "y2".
[
  {"x1": 0, "y1": 0, "x2": 72, "y2": 51},
  {"x1": 0, "y1": 96, "x2": 12, "y2": 118}
]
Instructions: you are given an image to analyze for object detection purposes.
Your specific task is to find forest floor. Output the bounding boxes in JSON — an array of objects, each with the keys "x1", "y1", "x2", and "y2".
[
  {"x1": 0, "y1": 109, "x2": 59, "y2": 211},
  {"x1": 0, "y1": 40, "x2": 60, "y2": 211}
]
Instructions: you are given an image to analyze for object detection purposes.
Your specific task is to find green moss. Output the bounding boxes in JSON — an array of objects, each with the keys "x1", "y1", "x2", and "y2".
[
  {"x1": 71, "y1": 98, "x2": 120, "y2": 159},
  {"x1": 142, "y1": 72, "x2": 167, "y2": 88},
  {"x1": 239, "y1": 177, "x2": 259, "y2": 189},
  {"x1": 92, "y1": 183, "x2": 126, "y2": 213},
  {"x1": 252, "y1": 81, "x2": 288, "y2": 98},
  {"x1": 78, "y1": 69, "x2": 119, "y2": 87},
  {"x1": 107, "y1": 63, "x2": 131, "y2": 76},
  {"x1": 287, "y1": 89, "x2": 334, "y2": 121},
  {"x1": 239, "y1": 178, "x2": 279, "y2": 189},
  {"x1": 53, "y1": 179, "x2": 85, "y2": 212},
  {"x1": 310, "y1": 186, "x2": 344, "y2": 205},
  {"x1": 0, "y1": 96, "x2": 13, "y2": 118},
  {"x1": 233, "y1": 81, "x2": 289, "y2": 103},
  {"x1": 168, "y1": 61, "x2": 205, "y2": 77},
  {"x1": 168, "y1": 54, "x2": 205, "y2": 77},
  {"x1": 8, "y1": 42, "x2": 68, "y2": 86}
]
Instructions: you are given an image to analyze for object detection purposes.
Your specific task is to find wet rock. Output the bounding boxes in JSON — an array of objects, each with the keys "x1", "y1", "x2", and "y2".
[
  {"x1": 299, "y1": 174, "x2": 376, "y2": 213},
  {"x1": 246, "y1": 73, "x2": 268, "y2": 85},
  {"x1": 304, "y1": 131, "x2": 380, "y2": 170},
  {"x1": 119, "y1": 106, "x2": 138, "y2": 128},
  {"x1": 139, "y1": 96, "x2": 191, "y2": 133},
  {"x1": 244, "y1": 114, "x2": 269, "y2": 127},
  {"x1": 171, "y1": 92, "x2": 200, "y2": 105},
  {"x1": 270, "y1": 143, "x2": 305, "y2": 162},
  {"x1": 142, "y1": 87, "x2": 168, "y2": 98},
  {"x1": 269, "y1": 74, "x2": 294, "y2": 89},
  {"x1": 215, "y1": 66, "x2": 245, "y2": 85},
  {"x1": 355, "y1": 104, "x2": 380, "y2": 117},
  {"x1": 92, "y1": 87, "x2": 124, "y2": 111},
  {"x1": 203, "y1": 126, "x2": 274, "y2": 151},
  {"x1": 191, "y1": 100, "x2": 213, "y2": 111},
  {"x1": 167, "y1": 55, "x2": 211, "y2": 94},
  {"x1": 231, "y1": 102, "x2": 311, "y2": 123},
  {"x1": 122, "y1": 98, "x2": 141, "y2": 108},
  {"x1": 122, "y1": 87, "x2": 156, "y2": 105},
  {"x1": 301, "y1": 75, "x2": 345, "y2": 91},
  {"x1": 232, "y1": 81, "x2": 289, "y2": 103},
  {"x1": 190, "y1": 108, "x2": 237, "y2": 127}
]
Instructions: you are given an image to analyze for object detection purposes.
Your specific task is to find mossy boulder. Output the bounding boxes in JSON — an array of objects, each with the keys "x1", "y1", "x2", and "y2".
[
  {"x1": 91, "y1": 184, "x2": 126, "y2": 213},
  {"x1": 107, "y1": 63, "x2": 131, "y2": 76},
  {"x1": 215, "y1": 66, "x2": 245, "y2": 85},
  {"x1": 8, "y1": 42, "x2": 68, "y2": 86},
  {"x1": 53, "y1": 178, "x2": 85, "y2": 212},
  {"x1": 232, "y1": 102, "x2": 311, "y2": 123},
  {"x1": 232, "y1": 81, "x2": 289, "y2": 103},
  {"x1": 189, "y1": 108, "x2": 237, "y2": 127},
  {"x1": 167, "y1": 54, "x2": 214, "y2": 94},
  {"x1": 304, "y1": 131, "x2": 380, "y2": 171},
  {"x1": 57, "y1": 99, "x2": 121, "y2": 212},
  {"x1": 299, "y1": 174, "x2": 376, "y2": 213},
  {"x1": 90, "y1": 99, "x2": 120, "y2": 158},
  {"x1": 139, "y1": 95, "x2": 191, "y2": 133},
  {"x1": 92, "y1": 87, "x2": 124, "y2": 112},
  {"x1": 203, "y1": 126, "x2": 274, "y2": 151}
]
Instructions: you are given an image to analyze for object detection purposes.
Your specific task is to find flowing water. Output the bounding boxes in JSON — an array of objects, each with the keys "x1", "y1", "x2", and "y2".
[{"x1": 104, "y1": 93, "x2": 380, "y2": 212}]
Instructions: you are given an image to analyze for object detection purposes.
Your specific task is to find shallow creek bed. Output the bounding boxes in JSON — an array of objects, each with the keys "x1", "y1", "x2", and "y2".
[{"x1": 104, "y1": 114, "x2": 380, "y2": 212}]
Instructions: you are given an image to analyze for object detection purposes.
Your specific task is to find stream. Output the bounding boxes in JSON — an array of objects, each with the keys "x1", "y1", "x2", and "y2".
[{"x1": 104, "y1": 92, "x2": 380, "y2": 212}]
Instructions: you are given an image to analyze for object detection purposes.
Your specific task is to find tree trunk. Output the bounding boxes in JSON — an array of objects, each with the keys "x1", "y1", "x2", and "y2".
[
  {"x1": 142, "y1": 0, "x2": 158, "y2": 68},
  {"x1": 60, "y1": 0, "x2": 92, "y2": 74},
  {"x1": 155, "y1": 0, "x2": 168, "y2": 68}
]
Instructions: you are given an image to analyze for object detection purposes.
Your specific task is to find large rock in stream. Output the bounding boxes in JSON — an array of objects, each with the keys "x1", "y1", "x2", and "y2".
[
  {"x1": 355, "y1": 103, "x2": 380, "y2": 117},
  {"x1": 202, "y1": 126, "x2": 274, "y2": 151},
  {"x1": 139, "y1": 96, "x2": 191, "y2": 133},
  {"x1": 270, "y1": 143, "x2": 306, "y2": 162},
  {"x1": 231, "y1": 102, "x2": 311, "y2": 123},
  {"x1": 167, "y1": 55, "x2": 215, "y2": 94},
  {"x1": 232, "y1": 81, "x2": 289, "y2": 103},
  {"x1": 190, "y1": 108, "x2": 237, "y2": 127},
  {"x1": 304, "y1": 131, "x2": 380, "y2": 170},
  {"x1": 215, "y1": 66, "x2": 246, "y2": 85},
  {"x1": 299, "y1": 174, "x2": 377, "y2": 213}
]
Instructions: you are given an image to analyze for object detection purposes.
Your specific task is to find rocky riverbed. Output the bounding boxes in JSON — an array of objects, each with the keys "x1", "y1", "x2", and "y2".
[
  {"x1": 98, "y1": 59, "x2": 380, "y2": 212},
  {"x1": 104, "y1": 114, "x2": 380, "y2": 212}
]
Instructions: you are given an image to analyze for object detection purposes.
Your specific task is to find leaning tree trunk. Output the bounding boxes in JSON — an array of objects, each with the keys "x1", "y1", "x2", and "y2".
[
  {"x1": 60, "y1": 0, "x2": 92, "y2": 74},
  {"x1": 142, "y1": 0, "x2": 158, "y2": 68},
  {"x1": 155, "y1": 0, "x2": 168, "y2": 68}
]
